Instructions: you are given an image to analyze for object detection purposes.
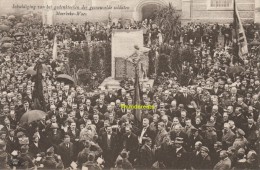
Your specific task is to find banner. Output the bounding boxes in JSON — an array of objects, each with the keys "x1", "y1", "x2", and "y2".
[
  {"x1": 233, "y1": 0, "x2": 248, "y2": 60},
  {"x1": 52, "y1": 35, "x2": 58, "y2": 60}
]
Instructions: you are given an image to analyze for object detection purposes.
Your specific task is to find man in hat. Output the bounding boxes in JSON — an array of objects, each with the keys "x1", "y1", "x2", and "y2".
[
  {"x1": 42, "y1": 146, "x2": 64, "y2": 169},
  {"x1": 98, "y1": 125, "x2": 118, "y2": 168},
  {"x1": 58, "y1": 135, "x2": 74, "y2": 168},
  {"x1": 233, "y1": 128, "x2": 248, "y2": 150},
  {"x1": 211, "y1": 141, "x2": 223, "y2": 166},
  {"x1": 5, "y1": 129, "x2": 19, "y2": 153},
  {"x1": 105, "y1": 89, "x2": 116, "y2": 104},
  {"x1": 166, "y1": 100, "x2": 179, "y2": 120},
  {"x1": 171, "y1": 137, "x2": 189, "y2": 169},
  {"x1": 222, "y1": 123, "x2": 236, "y2": 149},
  {"x1": 154, "y1": 122, "x2": 168, "y2": 148},
  {"x1": 0, "y1": 139, "x2": 10, "y2": 169},
  {"x1": 47, "y1": 122, "x2": 62, "y2": 148},
  {"x1": 17, "y1": 145, "x2": 35, "y2": 169},
  {"x1": 140, "y1": 137, "x2": 154, "y2": 168},
  {"x1": 233, "y1": 148, "x2": 247, "y2": 169},
  {"x1": 77, "y1": 140, "x2": 102, "y2": 168},
  {"x1": 170, "y1": 124, "x2": 188, "y2": 148},
  {"x1": 187, "y1": 127, "x2": 203, "y2": 151},
  {"x1": 179, "y1": 87, "x2": 192, "y2": 108},
  {"x1": 190, "y1": 141, "x2": 203, "y2": 169},
  {"x1": 138, "y1": 118, "x2": 156, "y2": 145},
  {"x1": 29, "y1": 133, "x2": 45, "y2": 157},
  {"x1": 213, "y1": 150, "x2": 231, "y2": 170},
  {"x1": 82, "y1": 152, "x2": 102, "y2": 170},
  {"x1": 198, "y1": 146, "x2": 212, "y2": 169},
  {"x1": 122, "y1": 125, "x2": 139, "y2": 164}
]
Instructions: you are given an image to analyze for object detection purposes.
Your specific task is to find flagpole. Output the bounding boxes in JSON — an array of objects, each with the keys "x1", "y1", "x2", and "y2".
[
  {"x1": 233, "y1": 0, "x2": 238, "y2": 41},
  {"x1": 133, "y1": 51, "x2": 142, "y2": 124},
  {"x1": 233, "y1": 0, "x2": 239, "y2": 65}
]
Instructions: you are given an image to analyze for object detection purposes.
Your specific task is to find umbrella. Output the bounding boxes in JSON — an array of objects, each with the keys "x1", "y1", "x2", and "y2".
[
  {"x1": 1, "y1": 37, "x2": 15, "y2": 42},
  {"x1": 30, "y1": 29, "x2": 40, "y2": 33},
  {"x1": 2, "y1": 20, "x2": 13, "y2": 26},
  {"x1": 227, "y1": 66, "x2": 245, "y2": 74},
  {"x1": 14, "y1": 32, "x2": 25, "y2": 36},
  {"x1": 56, "y1": 74, "x2": 75, "y2": 84},
  {"x1": 1, "y1": 14, "x2": 7, "y2": 18},
  {"x1": 2, "y1": 43, "x2": 13, "y2": 48},
  {"x1": 23, "y1": 15, "x2": 30, "y2": 18},
  {"x1": 15, "y1": 23, "x2": 24, "y2": 27},
  {"x1": 8, "y1": 15, "x2": 15, "y2": 20},
  {"x1": 9, "y1": 29, "x2": 15, "y2": 33},
  {"x1": 25, "y1": 64, "x2": 50, "y2": 75},
  {"x1": 20, "y1": 110, "x2": 47, "y2": 124},
  {"x1": 25, "y1": 67, "x2": 36, "y2": 76},
  {"x1": 0, "y1": 24, "x2": 10, "y2": 31},
  {"x1": 250, "y1": 40, "x2": 260, "y2": 46}
]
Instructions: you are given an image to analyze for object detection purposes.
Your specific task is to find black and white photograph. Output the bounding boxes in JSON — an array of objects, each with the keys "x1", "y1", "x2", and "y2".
[{"x1": 0, "y1": 0, "x2": 260, "y2": 169}]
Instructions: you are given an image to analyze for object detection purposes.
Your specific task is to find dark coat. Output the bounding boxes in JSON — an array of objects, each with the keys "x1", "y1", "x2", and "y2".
[
  {"x1": 105, "y1": 94, "x2": 117, "y2": 104},
  {"x1": 172, "y1": 147, "x2": 189, "y2": 169},
  {"x1": 97, "y1": 105, "x2": 107, "y2": 114},
  {"x1": 122, "y1": 133, "x2": 139, "y2": 163},
  {"x1": 17, "y1": 153, "x2": 35, "y2": 169},
  {"x1": 67, "y1": 129, "x2": 80, "y2": 143},
  {"x1": 58, "y1": 142, "x2": 74, "y2": 168},
  {"x1": 29, "y1": 142, "x2": 45, "y2": 157},
  {"x1": 5, "y1": 136, "x2": 19, "y2": 153},
  {"x1": 56, "y1": 114, "x2": 68, "y2": 126},
  {"x1": 82, "y1": 161, "x2": 102, "y2": 170},
  {"x1": 99, "y1": 132, "x2": 118, "y2": 167},
  {"x1": 85, "y1": 106, "x2": 94, "y2": 115},
  {"x1": 92, "y1": 120, "x2": 104, "y2": 133},
  {"x1": 190, "y1": 150, "x2": 203, "y2": 169},
  {"x1": 199, "y1": 155, "x2": 212, "y2": 169},
  {"x1": 138, "y1": 127, "x2": 156, "y2": 145},
  {"x1": 42, "y1": 156, "x2": 64, "y2": 169},
  {"x1": 179, "y1": 93, "x2": 192, "y2": 107},
  {"x1": 140, "y1": 144, "x2": 154, "y2": 168},
  {"x1": 213, "y1": 157, "x2": 232, "y2": 170}
]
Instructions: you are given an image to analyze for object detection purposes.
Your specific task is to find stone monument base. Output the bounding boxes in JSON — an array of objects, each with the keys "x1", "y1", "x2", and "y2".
[{"x1": 99, "y1": 77, "x2": 154, "y2": 90}]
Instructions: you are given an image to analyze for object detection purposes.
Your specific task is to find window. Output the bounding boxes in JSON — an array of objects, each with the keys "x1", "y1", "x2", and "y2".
[{"x1": 208, "y1": 0, "x2": 233, "y2": 9}]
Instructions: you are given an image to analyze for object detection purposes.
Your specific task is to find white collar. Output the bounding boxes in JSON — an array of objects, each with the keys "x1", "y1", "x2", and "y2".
[{"x1": 176, "y1": 146, "x2": 182, "y2": 152}]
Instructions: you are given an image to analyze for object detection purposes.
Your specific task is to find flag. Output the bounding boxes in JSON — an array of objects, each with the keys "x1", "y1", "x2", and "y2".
[
  {"x1": 52, "y1": 35, "x2": 57, "y2": 60},
  {"x1": 32, "y1": 62, "x2": 46, "y2": 111},
  {"x1": 108, "y1": 12, "x2": 112, "y2": 23},
  {"x1": 133, "y1": 68, "x2": 142, "y2": 122},
  {"x1": 233, "y1": 0, "x2": 248, "y2": 61}
]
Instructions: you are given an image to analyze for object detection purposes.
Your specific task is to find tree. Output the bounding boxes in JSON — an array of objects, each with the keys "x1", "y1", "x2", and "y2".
[{"x1": 153, "y1": 3, "x2": 181, "y2": 43}]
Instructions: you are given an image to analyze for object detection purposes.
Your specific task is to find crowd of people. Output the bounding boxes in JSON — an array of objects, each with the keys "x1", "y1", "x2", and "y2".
[{"x1": 0, "y1": 12, "x2": 260, "y2": 170}]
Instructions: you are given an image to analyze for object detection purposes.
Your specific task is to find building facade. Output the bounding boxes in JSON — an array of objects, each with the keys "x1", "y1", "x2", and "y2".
[{"x1": 4, "y1": 0, "x2": 260, "y2": 25}]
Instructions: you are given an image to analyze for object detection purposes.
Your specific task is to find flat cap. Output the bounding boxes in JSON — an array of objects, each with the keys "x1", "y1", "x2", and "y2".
[
  {"x1": 0, "y1": 139, "x2": 6, "y2": 147},
  {"x1": 201, "y1": 146, "x2": 209, "y2": 153},
  {"x1": 50, "y1": 123, "x2": 59, "y2": 129},
  {"x1": 237, "y1": 128, "x2": 245, "y2": 136},
  {"x1": 46, "y1": 146, "x2": 54, "y2": 153},
  {"x1": 17, "y1": 131, "x2": 25, "y2": 138}
]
